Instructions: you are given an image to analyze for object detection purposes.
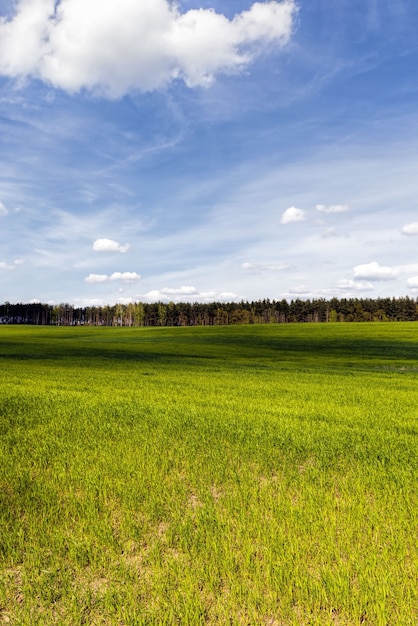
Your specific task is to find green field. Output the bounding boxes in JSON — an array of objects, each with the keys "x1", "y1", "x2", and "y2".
[{"x1": 0, "y1": 323, "x2": 417, "y2": 625}]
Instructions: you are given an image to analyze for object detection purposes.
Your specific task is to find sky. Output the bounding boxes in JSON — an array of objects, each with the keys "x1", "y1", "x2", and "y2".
[{"x1": 0, "y1": 0, "x2": 418, "y2": 306}]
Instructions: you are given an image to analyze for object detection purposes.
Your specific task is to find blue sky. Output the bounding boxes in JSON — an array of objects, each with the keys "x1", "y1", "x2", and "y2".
[{"x1": 0, "y1": 0, "x2": 418, "y2": 306}]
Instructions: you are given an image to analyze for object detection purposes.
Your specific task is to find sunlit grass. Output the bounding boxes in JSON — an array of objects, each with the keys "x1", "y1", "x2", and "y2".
[{"x1": 0, "y1": 323, "x2": 417, "y2": 624}]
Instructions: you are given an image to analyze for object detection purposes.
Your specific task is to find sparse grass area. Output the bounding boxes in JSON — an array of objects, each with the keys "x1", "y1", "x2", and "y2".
[{"x1": 0, "y1": 323, "x2": 417, "y2": 624}]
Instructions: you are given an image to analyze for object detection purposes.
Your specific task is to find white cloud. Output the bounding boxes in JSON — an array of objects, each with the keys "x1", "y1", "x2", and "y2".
[
  {"x1": 74, "y1": 297, "x2": 107, "y2": 307},
  {"x1": 218, "y1": 291, "x2": 239, "y2": 300},
  {"x1": 286, "y1": 285, "x2": 311, "y2": 296},
  {"x1": 85, "y1": 271, "x2": 140, "y2": 283},
  {"x1": 160, "y1": 286, "x2": 198, "y2": 296},
  {"x1": 116, "y1": 297, "x2": 135, "y2": 305},
  {"x1": 407, "y1": 276, "x2": 418, "y2": 288},
  {"x1": 242, "y1": 262, "x2": 290, "y2": 272},
  {"x1": 0, "y1": 259, "x2": 25, "y2": 270},
  {"x1": 401, "y1": 222, "x2": 418, "y2": 236},
  {"x1": 93, "y1": 238, "x2": 130, "y2": 253},
  {"x1": 316, "y1": 204, "x2": 349, "y2": 213},
  {"x1": 143, "y1": 290, "x2": 164, "y2": 301},
  {"x1": 109, "y1": 272, "x2": 140, "y2": 282},
  {"x1": 0, "y1": 202, "x2": 8, "y2": 216},
  {"x1": 396, "y1": 264, "x2": 418, "y2": 274},
  {"x1": 0, "y1": 261, "x2": 15, "y2": 270},
  {"x1": 280, "y1": 206, "x2": 306, "y2": 224},
  {"x1": 0, "y1": 0, "x2": 52, "y2": 76},
  {"x1": 0, "y1": 0, "x2": 296, "y2": 96},
  {"x1": 85, "y1": 273, "x2": 108, "y2": 283},
  {"x1": 337, "y1": 279, "x2": 373, "y2": 292},
  {"x1": 353, "y1": 261, "x2": 398, "y2": 281},
  {"x1": 142, "y1": 286, "x2": 239, "y2": 302}
]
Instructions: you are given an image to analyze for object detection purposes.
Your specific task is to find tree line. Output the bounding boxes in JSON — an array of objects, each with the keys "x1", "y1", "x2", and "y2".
[{"x1": 0, "y1": 296, "x2": 417, "y2": 326}]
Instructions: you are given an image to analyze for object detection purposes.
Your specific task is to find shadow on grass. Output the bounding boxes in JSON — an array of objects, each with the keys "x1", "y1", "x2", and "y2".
[{"x1": 0, "y1": 324, "x2": 417, "y2": 370}]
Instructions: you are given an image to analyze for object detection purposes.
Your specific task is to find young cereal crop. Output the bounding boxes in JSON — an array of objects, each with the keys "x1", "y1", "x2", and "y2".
[{"x1": 0, "y1": 323, "x2": 417, "y2": 624}]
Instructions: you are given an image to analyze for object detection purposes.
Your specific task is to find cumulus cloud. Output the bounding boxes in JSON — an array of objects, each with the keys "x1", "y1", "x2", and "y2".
[
  {"x1": 280, "y1": 206, "x2": 306, "y2": 224},
  {"x1": 401, "y1": 222, "x2": 418, "y2": 236},
  {"x1": 74, "y1": 297, "x2": 107, "y2": 307},
  {"x1": 160, "y1": 286, "x2": 198, "y2": 296},
  {"x1": 85, "y1": 271, "x2": 140, "y2": 283},
  {"x1": 316, "y1": 204, "x2": 349, "y2": 213},
  {"x1": 93, "y1": 238, "x2": 130, "y2": 253},
  {"x1": 109, "y1": 272, "x2": 139, "y2": 282},
  {"x1": 337, "y1": 279, "x2": 373, "y2": 292},
  {"x1": 407, "y1": 276, "x2": 418, "y2": 288},
  {"x1": 353, "y1": 261, "x2": 398, "y2": 281},
  {"x1": 85, "y1": 273, "x2": 108, "y2": 283},
  {"x1": 142, "y1": 286, "x2": 239, "y2": 302},
  {"x1": 0, "y1": 0, "x2": 296, "y2": 96}
]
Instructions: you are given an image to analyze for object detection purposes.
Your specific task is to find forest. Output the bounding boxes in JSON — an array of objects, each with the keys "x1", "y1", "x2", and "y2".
[{"x1": 0, "y1": 296, "x2": 417, "y2": 326}]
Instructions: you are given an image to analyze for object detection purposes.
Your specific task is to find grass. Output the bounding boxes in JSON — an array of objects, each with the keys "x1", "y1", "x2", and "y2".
[{"x1": 0, "y1": 322, "x2": 417, "y2": 625}]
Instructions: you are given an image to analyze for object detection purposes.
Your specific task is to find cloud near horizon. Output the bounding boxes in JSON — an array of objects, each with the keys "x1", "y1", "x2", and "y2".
[
  {"x1": 406, "y1": 276, "x2": 418, "y2": 288},
  {"x1": 142, "y1": 286, "x2": 240, "y2": 302},
  {"x1": 353, "y1": 262, "x2": 398, "y2": 281},
  {"x1": 160, "y1": 286, "x2": 198, "y2": 296},
  {"x1": 0, "y1": 0, "x2": 296, "y2": 96},
  {"x1": 337, "y1": 279, "x2": 374, "y2": 292},
  {"x1": 85, "y1": 271, "x2": 141, "y2": 283}
]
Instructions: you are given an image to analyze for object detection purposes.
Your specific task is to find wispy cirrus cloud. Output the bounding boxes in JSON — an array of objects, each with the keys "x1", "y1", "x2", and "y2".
[
  {"x1": 242, "y1": 262, "x2": 290, "y2": 272},
  {"x1": 0, "y1": 261, "x2": 15, "y2": 270},
  {"x1": 316, "y1": 204, "x2": 349, "y2": 214},
  {"x1": 0, "y1": 200, "x2": 19, "y2": 216}
]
